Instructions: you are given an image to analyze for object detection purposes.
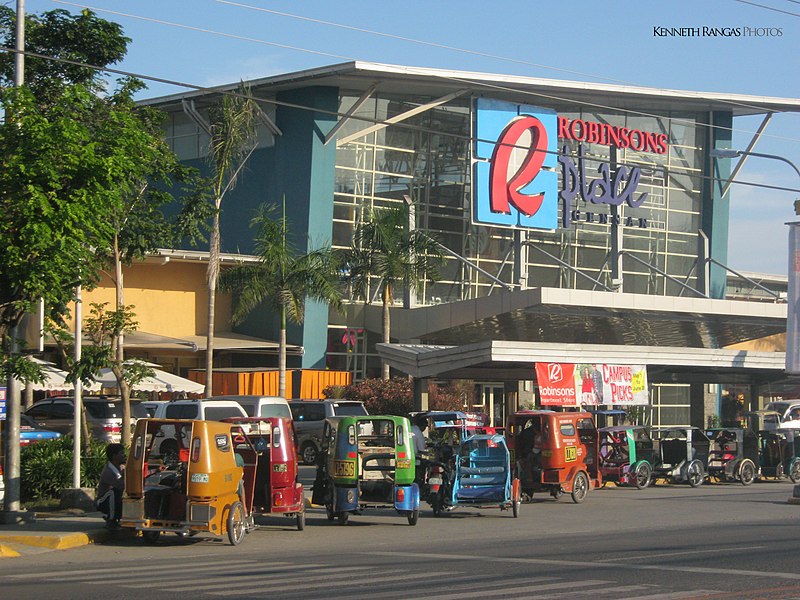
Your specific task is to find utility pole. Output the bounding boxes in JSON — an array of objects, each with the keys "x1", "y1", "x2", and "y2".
[{"x1": 2, "y1": 0, "x2": 28, "y2": 523}]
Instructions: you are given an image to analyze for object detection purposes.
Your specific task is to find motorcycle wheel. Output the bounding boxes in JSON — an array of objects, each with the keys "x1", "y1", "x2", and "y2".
[
  {"x1": 738, "y1": 459, "x2": 756, "y2": 486},
  {"x1": 296, "y1": 511, "x2": 306, "y2": 531},
  {"x1": 633, "y1": 462, "x2": 652, "y2": 490},
  {"x1": 790, "y1": 459, "x2": 800, "y2": 484},
  {"x1": 407, "y1": 509, "x2": 419, "y2": 526},
  {"x1": 570, "y1": 472, "x2": 589, "y2": 504},
  {"x1": 226, "y1": 501, "x2": 245, "y2": 546}
]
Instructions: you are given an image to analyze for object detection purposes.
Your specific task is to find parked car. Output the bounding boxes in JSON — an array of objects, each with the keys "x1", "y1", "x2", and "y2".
[
  {"x1": 211, "y1": 395, "x2": 291, "y2": 420},
  {"x1": 20, "y1": 414, "x2": 62, "y2": 446},
  {"x1": 24, "y1": 397, "x2": 124, "y2": 443},
  {"x1": 289, "y1": 399, "x2": 368, "y2": 465}
]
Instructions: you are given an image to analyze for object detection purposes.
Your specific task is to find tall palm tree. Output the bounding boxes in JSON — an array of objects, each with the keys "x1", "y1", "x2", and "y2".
[
  {"x1": 204, "y1": 86, "x2": 258, "y2": 396},
  {"x1": 220, "y1": 205, "x2": 342, "y2": 398},
  {"x1": 344, "y1": 202, "x2": 443, "y2": 379}
]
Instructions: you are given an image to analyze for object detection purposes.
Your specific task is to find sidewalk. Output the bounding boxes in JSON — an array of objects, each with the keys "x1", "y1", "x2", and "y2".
[
  {"x1": 0, "y1": 509, "x2": 115, "y2": 558},
  {"x1": 0, "y1": 495, "x2": 317, "y2": 558}
]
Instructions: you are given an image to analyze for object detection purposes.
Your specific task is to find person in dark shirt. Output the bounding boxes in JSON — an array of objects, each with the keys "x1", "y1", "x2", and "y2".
[{"x1": 96, "y1": 443, "x2": 126, "y2": 529}]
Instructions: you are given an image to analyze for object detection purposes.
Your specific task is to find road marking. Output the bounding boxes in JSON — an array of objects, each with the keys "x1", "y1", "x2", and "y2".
[
  {"x1": 347, "y1": 576, "x2": 559, "y2": 600},
  {"x1": 2, "y1": 558, "x2": 268, "y2": 580},
  {"x1": 367, "y1": 550, "x2": 800, "y2": 581},
  {"x1": 596, "y1": 545, "x2": 765, "y2": 562},
  {"x1": 400, "y1": 579, "x2": 611, "y2": 600},
  {"x1": 120, "y1": 565, "x2": 378, "y2": 592},
  {"x1": 619, "y1": 592, "x2": 718, "y2": 599},
  {"x1": 207, "y1": 570, "x2": 437, "y2": 596},
  {"x1": 25, "y1": 560, "x2": 308, "y2": 583},
  {"x1": 531, "y1": 585, "x2": 655, "y2": 598}
]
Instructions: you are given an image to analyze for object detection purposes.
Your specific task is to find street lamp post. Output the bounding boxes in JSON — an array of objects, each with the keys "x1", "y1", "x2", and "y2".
[{"x1": 710, "y1": 148, "x2": 800, "y2": 375}]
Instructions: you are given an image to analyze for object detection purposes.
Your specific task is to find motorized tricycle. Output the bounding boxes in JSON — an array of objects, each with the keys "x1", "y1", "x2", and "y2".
[
  {"x1": 746, "y1": 411, "x2": 800, "y2": 482},
  {"x1": 225, "y1": 417, "x2": 305, "y2": 530},
  {"x1": 507, "y1": 410, "x2": 602, "y2": 504},
  {"x1": 413, "y1": 410, "x2": 493, "y2": 509},
  {"x1": 439, "y1": 432, "x2": 521, "y2": 517},
  {"x1": 598, "y1": 425, "x2": 655, "y2": 489},
  {"x1": 652, "y1": 427, "x2": 710, "y2": 487},
  {"x1": 705, "y1": 427, "x2": 759, "y2": 485},
  {"x1": 311, "y1": 415, "x2": 420, "y2": 525},
  {"x1": 122, "y1": 418, "x2": 257, "y2": 545}
]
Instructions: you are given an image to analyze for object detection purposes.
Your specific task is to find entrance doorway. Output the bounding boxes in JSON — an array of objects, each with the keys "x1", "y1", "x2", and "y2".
[{"x1": 477, "y1": 383, "x2": 505, "y2": 427}]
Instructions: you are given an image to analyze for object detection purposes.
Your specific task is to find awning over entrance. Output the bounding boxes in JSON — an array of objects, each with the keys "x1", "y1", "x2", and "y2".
[
  {"x1": 377, "y1": 340, "x2": 787, "y2": 385},
  {"x1": 67, "y1": 331, "x2": 303, "y2": 356},
  {"x1": 365, "y1": 288, "x2": 786, "y2": 349}
]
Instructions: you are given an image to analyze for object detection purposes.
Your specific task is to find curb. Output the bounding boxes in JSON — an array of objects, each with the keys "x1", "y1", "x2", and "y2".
[
  {"x1": 788, "y1": 497, "x2": 800, "y2": 505},
  {"x1": 0, "y1": 532, "x2": 93, "y2": 550},
  {"x1": 0, "y1": 544, "x2": 20, "y2": 558}
]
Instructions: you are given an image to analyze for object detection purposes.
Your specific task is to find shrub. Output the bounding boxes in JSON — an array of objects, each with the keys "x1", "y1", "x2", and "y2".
[
  {"x1": 429, "y1": 380, "x2": 474, "y2": 412},
  {"x1": 342, "y1": 377, "x2": 413, "y2": 416},
  {"x1": 21, "y1": 437, "x2": 108, "y2": 501},
  {"x1": 322, "y1": 384, "x2": 347, "y2": 399}
]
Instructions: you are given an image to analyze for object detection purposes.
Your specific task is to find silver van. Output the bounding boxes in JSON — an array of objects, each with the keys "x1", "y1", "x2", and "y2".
[
  {"x1": 289, "y1": 400, "x2": 368, "y2": 464},
  {"x1": 211, "y1": 395, "x2": 292, "y2": 419}
]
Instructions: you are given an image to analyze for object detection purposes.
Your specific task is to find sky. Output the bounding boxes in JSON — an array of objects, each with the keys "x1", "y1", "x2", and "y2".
[{"x1": 17, "y1": 0, "x2": 800, "y2": 275}]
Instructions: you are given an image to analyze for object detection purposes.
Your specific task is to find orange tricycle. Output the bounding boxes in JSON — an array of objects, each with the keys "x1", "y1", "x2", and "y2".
[
  {"x1": 507, "y1": 410, "x2": 602, "y2": 503},
  {"x1": 121, "y1": 418, "x2": 257, "y2": 545}
]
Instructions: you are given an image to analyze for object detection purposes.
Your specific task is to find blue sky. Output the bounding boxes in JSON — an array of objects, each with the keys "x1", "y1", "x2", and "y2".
[{"x1": 21, "y1": 0, "x2": 800, "y2": 275}]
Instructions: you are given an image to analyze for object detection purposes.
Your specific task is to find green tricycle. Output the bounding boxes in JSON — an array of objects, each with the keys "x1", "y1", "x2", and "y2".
[{"x1": 311, "y1": 415, "x2": 420, "y2": 525}]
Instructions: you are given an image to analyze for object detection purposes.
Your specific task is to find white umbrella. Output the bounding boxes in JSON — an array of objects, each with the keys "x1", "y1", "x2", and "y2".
[
  {"x1": 21, "y1": 357, "x2": 101, "y2": 392},
  {"x1": 93, "y1": 367, "x2": 204, "y2": 394}
]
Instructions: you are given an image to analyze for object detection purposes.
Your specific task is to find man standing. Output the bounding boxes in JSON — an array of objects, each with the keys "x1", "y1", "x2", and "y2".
[{"x1": 96, "y1": 443, "x2": 126, "y2": 529}]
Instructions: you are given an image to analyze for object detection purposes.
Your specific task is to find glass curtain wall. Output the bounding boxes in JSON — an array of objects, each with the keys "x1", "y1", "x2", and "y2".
[{"x1": 329, "y1": 91, "x2": 706, "y2": 375}]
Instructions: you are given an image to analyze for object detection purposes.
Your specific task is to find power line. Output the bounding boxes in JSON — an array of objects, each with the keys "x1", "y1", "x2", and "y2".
[
  {"x1": 732, "y1": 0, "x2": 800, "y2": 16},
  {"x1": 210, "y1": 0, "x2": 796, "y2": 118},
  {"x1": 2, "y1": 45, "x2": 799, "y2": 196},
  {"x1": 213, "y1": 0, "x2": 637, "y2": 86},
  {"x1": 50, "y1": 1, "x2": 800, "y2": 147}
]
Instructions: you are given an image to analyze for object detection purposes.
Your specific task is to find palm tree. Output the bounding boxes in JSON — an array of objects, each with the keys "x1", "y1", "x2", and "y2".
[
  {"x1": 344, "y1": 202, "x2": 442, "y2": 379},
  {"x1": 220, "y1": 205, "x2": 342, "y2": 398},
  {"x1": 204, "y1": 86, "x2": 258, "y2": 396}
]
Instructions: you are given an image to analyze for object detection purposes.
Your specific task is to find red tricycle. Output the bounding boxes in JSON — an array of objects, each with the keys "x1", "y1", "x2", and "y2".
[{"x1": 226, "y1": 417, "x2": 306, "y2": 530}]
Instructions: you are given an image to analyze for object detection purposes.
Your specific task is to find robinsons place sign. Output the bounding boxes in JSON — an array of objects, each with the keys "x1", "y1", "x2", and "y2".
[{"x1": 474, "y1": 98, "x2": 665, "y2": 231}]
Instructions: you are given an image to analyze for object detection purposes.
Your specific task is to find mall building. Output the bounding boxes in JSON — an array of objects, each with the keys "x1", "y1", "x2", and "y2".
[{"x1": 108, "y1": 61, "x2": 800, "y2": 428}]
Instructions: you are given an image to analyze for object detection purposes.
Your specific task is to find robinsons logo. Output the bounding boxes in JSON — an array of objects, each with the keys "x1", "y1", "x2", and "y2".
[{"x1": 474, "y1": 98, "x2": 656, "y2": 232}]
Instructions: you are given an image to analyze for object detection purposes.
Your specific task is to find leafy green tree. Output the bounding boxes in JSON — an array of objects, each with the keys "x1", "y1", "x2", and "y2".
[
  {"x1": 0, "y1": 7, "x2": 129, "y2": 105},
  {"x1": 203, "y1": 87, "x2": 259, "y2": 396},
  {"x1": 221, "y1": 205, "x2": 342, "y2": 398},
  {"x1": 343, "y1": 203, "x2": 443, "y2": 379},
  {"x1": 92, "y1": 81, "x2": 209, "y2": 445},
  {"x1": 0, "y1": 9, "x2": 207, "y2": 448}
]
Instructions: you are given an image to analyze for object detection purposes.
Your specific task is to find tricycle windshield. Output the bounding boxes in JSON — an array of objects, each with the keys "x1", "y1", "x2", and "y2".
[{"x1": 358, "y1": 419, "x2": 397, "y2": 445}]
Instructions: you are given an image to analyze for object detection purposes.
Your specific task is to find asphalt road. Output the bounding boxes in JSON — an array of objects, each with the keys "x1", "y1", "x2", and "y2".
[{"x1": 2, "y1": 479, "x2": 800, "y2": 600}]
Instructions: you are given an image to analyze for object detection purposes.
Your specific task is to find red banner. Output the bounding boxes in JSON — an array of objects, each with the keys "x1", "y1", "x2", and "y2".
[{"x1": 535, "y1": 363, "x2": 579, "y2": 406}]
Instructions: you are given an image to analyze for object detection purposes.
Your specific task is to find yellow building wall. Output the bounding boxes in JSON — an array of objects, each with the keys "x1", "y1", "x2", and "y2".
[
  {"x1": 74, "y1": 260, "x2": 232, "y2": 337},
  {"x1": 725, "y1": 332, "x2": 786, "y2": 353}
]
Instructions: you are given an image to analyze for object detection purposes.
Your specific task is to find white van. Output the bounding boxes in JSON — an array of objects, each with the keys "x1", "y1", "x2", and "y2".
[
  {"x1": 153, "y1": 399, "x2": 247, "y2": 421},
  {"x1": 764, "y1": 400, "x2": 800, "y2": 430},
  {"x1": 151, "y1": 399, "x2": 248, "y2": 458},
  {"x1": 211, "y1": 395, "x2": 291, "y2": 420}
]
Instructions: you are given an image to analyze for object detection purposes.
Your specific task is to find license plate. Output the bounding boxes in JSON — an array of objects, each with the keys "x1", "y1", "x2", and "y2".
[
  {"x1": 190, "y1": 473, "x2": 209, "y2": 483},
  {"x1": 334, "y1": 460, "x2": 355, "y2": 477},
  {"x1": 396, "y1": 459, "x2": 411, "y2": 469},
  {"x1": 428, "y1": 477, "x2": 442, "y2": 485}
]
